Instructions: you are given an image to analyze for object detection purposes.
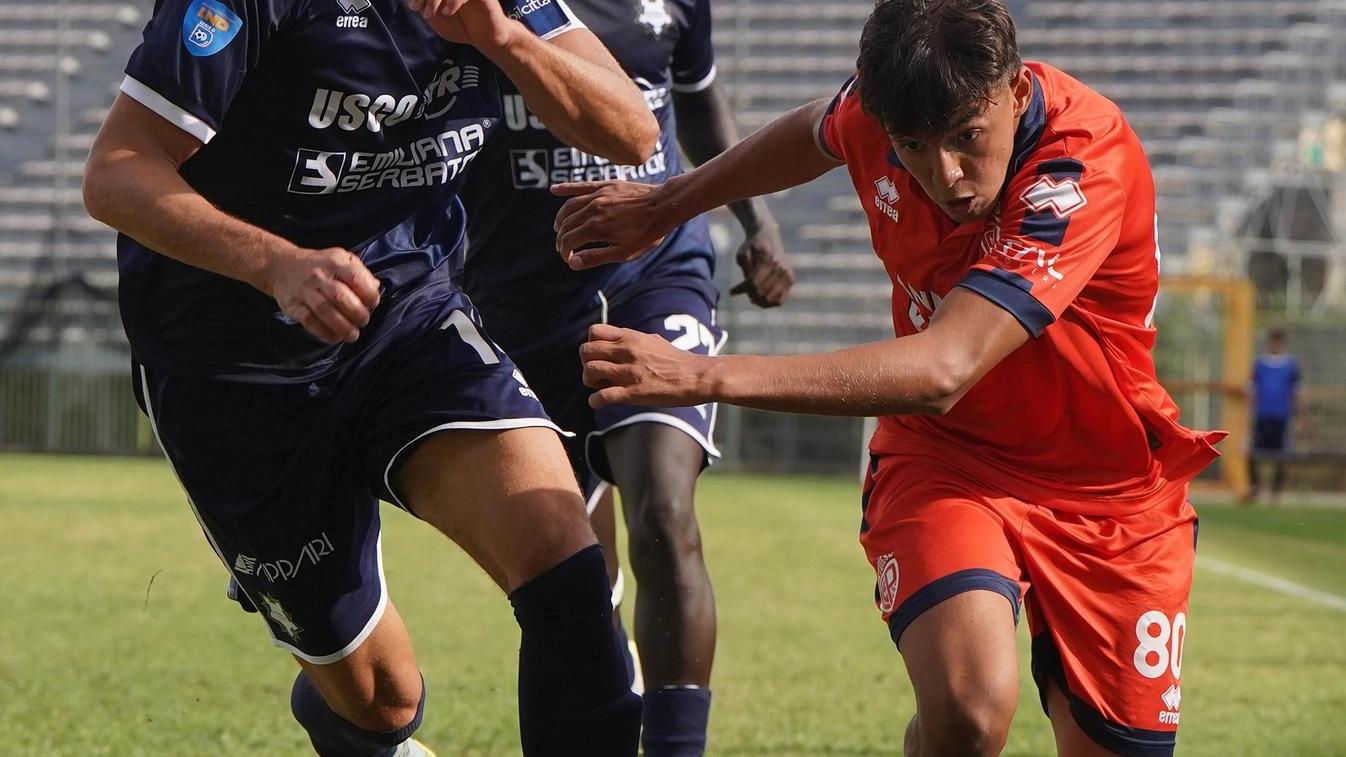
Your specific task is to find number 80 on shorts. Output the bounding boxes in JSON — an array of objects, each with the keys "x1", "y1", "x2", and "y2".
[{"x1": 1133, "y1": 609, "x2": 1186, "y2": 680}]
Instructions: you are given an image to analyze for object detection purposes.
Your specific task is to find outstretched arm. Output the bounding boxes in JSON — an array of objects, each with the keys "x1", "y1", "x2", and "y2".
[
  {"x1": 552, "y1": 96, "x2": 842, "y2": 269},
  {"x1": 418, "y1": 0, "x2": 658, "y2": 164},
  {"x1": 674, "y1": 80, "x2": 793, "y2": 307},
  {"x1": 580, "y1": 286, "x2": 1031, "y2": 416}
]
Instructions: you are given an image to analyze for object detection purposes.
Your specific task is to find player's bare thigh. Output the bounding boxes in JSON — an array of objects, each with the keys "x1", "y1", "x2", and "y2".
[
  {"x1": 898, "y1": 590, "x2": 1019, "y2": 757},
  {"x1": 392, "y1": 426, "x2": 598, "y2": 592}
]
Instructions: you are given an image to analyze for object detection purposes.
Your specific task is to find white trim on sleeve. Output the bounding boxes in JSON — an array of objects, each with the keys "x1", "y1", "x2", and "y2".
[
  {"x1": 539, "y1": 0, "x2": 588, "y2": 40},
  {"x1": 120, "y1": 75, "x2": 217, "y2": 144},
  {"x1": 671, "y1": 65, "x2": 717, "y2": 94}
]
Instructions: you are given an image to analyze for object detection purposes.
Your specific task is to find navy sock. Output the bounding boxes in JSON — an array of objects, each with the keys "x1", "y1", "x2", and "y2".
[
  {"x1": 510, "y1": 544, "x2": 642, "y2": 756},
  {"x1": 290, "y1": 671, "x2": 424, "y2": 757},
  {"x1": 642, "y1": 687, "x2": 711, "y2": 757}
]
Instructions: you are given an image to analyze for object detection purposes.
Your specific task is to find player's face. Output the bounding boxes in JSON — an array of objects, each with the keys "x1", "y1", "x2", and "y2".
[{"x1": 888, "y1": 67, "x2": 1034, "y2": 224}]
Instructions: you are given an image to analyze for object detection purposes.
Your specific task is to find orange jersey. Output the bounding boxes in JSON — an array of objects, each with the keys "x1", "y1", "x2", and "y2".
[{"x1": 819, "y1": 62, "x2": 1225, "y2": 513}]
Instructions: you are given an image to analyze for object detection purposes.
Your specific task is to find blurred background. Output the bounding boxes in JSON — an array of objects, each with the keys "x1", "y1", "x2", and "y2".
[{"x1": 0, "y1": 0, "x2": 1344, "y2": 495}]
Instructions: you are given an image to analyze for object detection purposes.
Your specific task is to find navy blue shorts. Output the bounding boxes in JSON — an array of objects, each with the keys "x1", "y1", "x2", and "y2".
[
  {"x1": 134, "y1": 279, "x2": 559, "y2": 663},
  {"x1": 1251, "y1": 417, "x2": 1291, "y2": 459},
  {"x1": 514, "y1": 282, "x2": 725, "y2": 509}
]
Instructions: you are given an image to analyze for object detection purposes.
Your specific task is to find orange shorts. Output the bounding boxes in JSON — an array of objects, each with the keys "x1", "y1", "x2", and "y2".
[{"x1": 860, "y1": 453, "x2": 1195, "y2": 757}]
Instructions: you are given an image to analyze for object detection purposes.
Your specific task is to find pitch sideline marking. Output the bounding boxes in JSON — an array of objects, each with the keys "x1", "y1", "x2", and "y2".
[{"x1": 1198, "y1": 555, "x2": 1346, "y2": 613}]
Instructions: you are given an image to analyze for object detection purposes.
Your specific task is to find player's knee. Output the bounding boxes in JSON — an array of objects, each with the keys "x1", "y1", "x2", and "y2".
[
  {"x1": 344, "y1": 686, "x2": 424, "y2": 734},
  {"x1": 915, "y1": 670, "x2": 1017, "y2": 754},
  {"x1": 915, "y1": 689, "x2": 1015, "y2": 757},
  {"x1": 625, "y1": 492, "x2": 702, "y2": 561}
]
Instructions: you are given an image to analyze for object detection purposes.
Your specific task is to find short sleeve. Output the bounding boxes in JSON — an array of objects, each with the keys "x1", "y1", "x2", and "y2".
[
  {"x1": 959, "y1": 158, "x2": 1126, "y2": 337},
  {"x1": 817, "y1": 75, "x2": 859, "y2": 162},
  {"x1": 505, "y1": 0, "x2": 586, "y2": 40},
  {"x1": 669, "y1": 0, "x2": 715, "y2": 93},
  {"x1": 122, "y1": 0, "x2": 299, "y2": 143}
]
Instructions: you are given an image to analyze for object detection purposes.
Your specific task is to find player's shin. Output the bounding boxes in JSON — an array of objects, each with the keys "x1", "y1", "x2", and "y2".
[{"x1": 510, "y1": 543, "x2": 642, "y2": 756}]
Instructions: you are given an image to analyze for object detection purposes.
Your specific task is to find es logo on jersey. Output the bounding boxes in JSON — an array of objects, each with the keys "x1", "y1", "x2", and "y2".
[
  {"x1": 289, "y1": 121, "x2": 489, "y2": 194},
  {"x1": 182, "y1": 0, "x2": 242, "y2": 57}
]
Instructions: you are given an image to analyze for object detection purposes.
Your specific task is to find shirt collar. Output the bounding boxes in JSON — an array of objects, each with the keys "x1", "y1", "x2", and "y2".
[{"x1": 1007, "y1": 69, "x2": 1046, "y2": 177}]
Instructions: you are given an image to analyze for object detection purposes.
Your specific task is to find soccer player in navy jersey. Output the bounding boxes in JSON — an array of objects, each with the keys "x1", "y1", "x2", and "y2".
[
  {"x1": 459, "y1": 0, "x2": 792, "y2": 752},
  {"x1": 82, "y1": 0, "x2": 658, "y2": 753}
]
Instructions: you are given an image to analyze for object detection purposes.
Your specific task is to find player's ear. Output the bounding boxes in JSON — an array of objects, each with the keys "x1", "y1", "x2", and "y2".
[{"x1": 1010, "y1": 67, "x2": 1032, "y2": 118}]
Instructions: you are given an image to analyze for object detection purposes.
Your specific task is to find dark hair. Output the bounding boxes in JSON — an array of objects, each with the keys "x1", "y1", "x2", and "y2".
[
  {"x1": 856, "y1": 0, "x2": 1022, "y2": 137},
  {"x1": 1268, "y1": 328, "x2": 1287, "y2": 341}
]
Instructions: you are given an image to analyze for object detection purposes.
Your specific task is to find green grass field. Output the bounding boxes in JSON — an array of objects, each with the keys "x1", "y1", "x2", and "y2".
[{"x1": 2, "y1": 454, "x2": 1345, "y2": 756}]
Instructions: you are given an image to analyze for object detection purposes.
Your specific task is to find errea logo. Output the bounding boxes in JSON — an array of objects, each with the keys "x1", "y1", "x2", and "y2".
[
  {"x1": 1159, "y1": 684, "x2": 1181, "y2": 725},
  {"x1": 1021, "y1": 174, "x2": 1087, "y2": 218},
  {"x1": 873, "y1": 176, "x2": 900, "y2": 223},
  {"x1": 336, "y1": 0, "x2": 370, "y2": 28},
  {"x1": 875, "y1": 176, "x2": 899, "y2": 203}
]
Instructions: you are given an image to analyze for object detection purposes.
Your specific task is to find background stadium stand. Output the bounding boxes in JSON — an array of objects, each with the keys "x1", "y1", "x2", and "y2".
[{"x1": 0, "y1": 0, "x2": 1342, "y2": 485}]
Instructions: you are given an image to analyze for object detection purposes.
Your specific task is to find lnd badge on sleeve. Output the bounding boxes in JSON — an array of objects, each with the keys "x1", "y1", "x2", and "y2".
[{"x1": 182, "y1": 0, "x2": 243, "y2": 57}]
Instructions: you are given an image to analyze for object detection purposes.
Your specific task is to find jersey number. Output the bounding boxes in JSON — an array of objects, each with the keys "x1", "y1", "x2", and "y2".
[
  {"x1": 440, "y1": 310, "x2": 500, "y2": 365},
  {"x1": 665, "y1": 314, "x2": 717, "y2": 353},
  {"x1": 1133, "y1": 609, "x2": 1186, "y2": 680}
]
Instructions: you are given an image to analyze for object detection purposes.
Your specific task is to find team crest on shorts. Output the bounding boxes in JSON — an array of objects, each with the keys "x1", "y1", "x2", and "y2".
[
  {"x1": 876, "y1": 553, "x2": 900, "y2": 614},
  {"x1": 258, "y1": 593, "x2": 304, "y2": 641}
]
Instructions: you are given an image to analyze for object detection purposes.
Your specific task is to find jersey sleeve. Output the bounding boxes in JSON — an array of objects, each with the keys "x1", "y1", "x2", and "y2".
[
  {"x1": 959, "y1": 157, "x2": 1127, "y2": 337},
  {"x1": 504, "y1": 0, "x2": 586, "y2": 40},
  {"x1": 816, "y1": 75, "x2": 859, "y2": 162},
  {"x1": 669, "y1": 0, "x2": 715, "y2": 93},
  {"x1": 121, "y1": 0, "x2": 300, "y2": 144}
]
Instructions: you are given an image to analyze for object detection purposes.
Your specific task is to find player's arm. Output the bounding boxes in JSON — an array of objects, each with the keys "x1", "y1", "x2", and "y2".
[
  {"x1": 82, "y1": 96, "x2": 381, "y2": 344},
  {"x1": 552, "y1": 97, "x2": 841, "y2": 268},
  {"x1": 581, "y1": 286, "x2": 1029, "y2": 415},
  {"x1": 418, "y1": 0, "x2": 657, "y2": 165},
  {"x1": 674, "y1": 80, "x2": 794, "y2": 307}
]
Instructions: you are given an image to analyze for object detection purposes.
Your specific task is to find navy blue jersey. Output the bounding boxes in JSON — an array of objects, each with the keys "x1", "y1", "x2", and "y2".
[
  {"x1": 116, "y1": 0, "x2": 582, "y2": 381},
  {"x1": 460, "y1": 0, "x2": 717, "y2": 360}
]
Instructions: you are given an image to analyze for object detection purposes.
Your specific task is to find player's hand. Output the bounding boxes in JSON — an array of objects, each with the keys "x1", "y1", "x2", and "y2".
[
  {"x1": 411, "y1": 0, "x2": 516, "y2": 49},
  {"x1": 552, "y1": 181, "x2": 668, "y2": 270},
  {"x1": 730, "y1": 223, "x2": 793, "y2": 308},
  {"x1": 261, "y1": 247, "x2": 382, "y2": 344},
  {"x1": 580, "y1": 324, "x2": 710, "y2": 408}
]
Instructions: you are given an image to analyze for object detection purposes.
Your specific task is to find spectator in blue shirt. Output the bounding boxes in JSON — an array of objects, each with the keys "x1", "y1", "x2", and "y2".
[{"x1": 1244, "y1": 328, "x2": 1301, "y2": 506}]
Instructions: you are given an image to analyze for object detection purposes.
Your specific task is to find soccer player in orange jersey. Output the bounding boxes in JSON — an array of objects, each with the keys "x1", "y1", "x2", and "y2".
[{"x1": 548, "y1": 1, "x2": 1225, "y2": 755}]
